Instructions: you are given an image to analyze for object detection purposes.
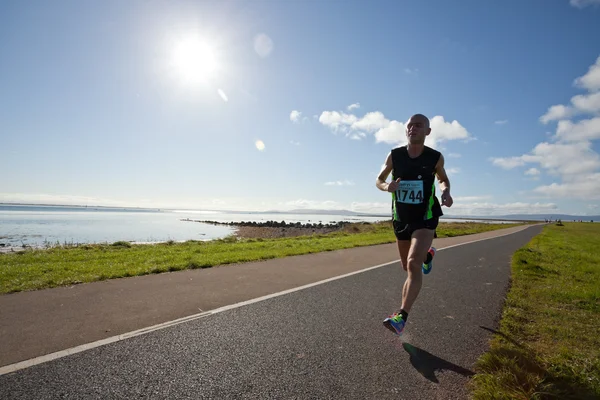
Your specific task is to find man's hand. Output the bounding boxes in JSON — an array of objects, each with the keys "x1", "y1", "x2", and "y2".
[
  {"x1": 386, "y1": 178, "x2": 401, "y2": 192},
  {"x1": 441, "y1": 189, "x2": 453, "y2": 207}
]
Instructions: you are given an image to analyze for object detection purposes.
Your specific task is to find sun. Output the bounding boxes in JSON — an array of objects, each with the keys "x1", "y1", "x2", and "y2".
[{"x1": 172, "y1": 37, "x2": 218, "y2": 84}]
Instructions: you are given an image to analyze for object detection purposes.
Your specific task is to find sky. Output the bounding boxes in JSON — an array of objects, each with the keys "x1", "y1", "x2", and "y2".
[{"x1": 1, "y1": 0, "x2": 600, "y2": 217}]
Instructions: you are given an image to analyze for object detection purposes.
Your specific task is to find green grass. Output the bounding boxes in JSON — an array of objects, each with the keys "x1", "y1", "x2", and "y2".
[
  {"x1": 469, "y1": 222, "x2": 600, "y2": 400},
  {"x1": 0, "y1": 220, "x2": 524, "y2": 295}
]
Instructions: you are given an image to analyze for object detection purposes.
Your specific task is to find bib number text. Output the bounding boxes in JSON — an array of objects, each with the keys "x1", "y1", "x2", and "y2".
[{"x1": 396, "y1": 180, "x2": 424, "y2": 204}]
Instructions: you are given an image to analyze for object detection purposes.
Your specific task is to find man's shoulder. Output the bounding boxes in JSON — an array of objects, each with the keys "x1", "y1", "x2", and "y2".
[
  {"x1": 424, "y1": 146, "x2": 442, "y2": 159},
  {"x1": 424, "y1": 145, "x2": 441, "y2": 154},
  {"x1": 391, "y1": 145, "x2": 407, "y2": 155}
]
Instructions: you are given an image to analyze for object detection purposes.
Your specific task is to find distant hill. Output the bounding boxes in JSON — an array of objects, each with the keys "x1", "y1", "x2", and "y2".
[
  {"x1": 270, "y1": 209, "x2": 370, "y2": 216},
  {"x1": 262, "y1": 209, "x2": 389, "y2": 217},
  {"x1": 3, "y1": 203, "x2": 598, "y2": 222},
  {"x1": 265, "y1": 209, "x2": 600, "y2": 222},
  {"x1": 443, "y1": 214, "x2": 599, "y2": 222}
]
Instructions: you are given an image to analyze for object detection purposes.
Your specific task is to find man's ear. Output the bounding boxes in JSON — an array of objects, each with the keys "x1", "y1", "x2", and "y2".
[{"x1": 425, "y1": 128, "x2": 432, "y2": 136}]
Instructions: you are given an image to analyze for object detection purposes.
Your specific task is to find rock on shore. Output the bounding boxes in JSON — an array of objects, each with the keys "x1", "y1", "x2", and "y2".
[{"x1": 181, "y1": 218, "x2": 350, "y2": 239}]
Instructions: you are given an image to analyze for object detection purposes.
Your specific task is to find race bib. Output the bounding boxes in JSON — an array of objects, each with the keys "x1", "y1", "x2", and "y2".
[{"x1": 396, "y1": 180, "x2": 424, "y2": 204}]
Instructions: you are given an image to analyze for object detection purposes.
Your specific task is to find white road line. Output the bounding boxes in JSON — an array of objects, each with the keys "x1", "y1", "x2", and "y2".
[{"x1": 0, "y1": 224, "x2": 535, "y2": 376}]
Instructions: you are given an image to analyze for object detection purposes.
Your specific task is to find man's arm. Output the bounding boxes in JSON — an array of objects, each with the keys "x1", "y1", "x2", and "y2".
[
  {"x1": 435, "y1": 154, "x2": 453, "y2": 207},
  {"x1": 376, "y1": 153, "x2": 392, "y2": 191},
  {"x1": 376, "y1": 152, "x2": 398, "y2": 192}
]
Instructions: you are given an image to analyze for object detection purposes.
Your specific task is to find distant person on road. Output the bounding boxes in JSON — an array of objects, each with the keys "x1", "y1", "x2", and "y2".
[{"x1": 375, "y1": 113, "x2": 453, "y2": 335}]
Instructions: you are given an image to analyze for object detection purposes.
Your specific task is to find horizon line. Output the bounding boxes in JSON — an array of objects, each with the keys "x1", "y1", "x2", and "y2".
[{"x1": 1, "y1": 202, "x2": 598, "y2": 219}]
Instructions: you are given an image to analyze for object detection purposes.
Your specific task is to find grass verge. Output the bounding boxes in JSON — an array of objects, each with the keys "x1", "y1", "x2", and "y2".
[
  {"x1": 469, "y1": 222, "x2": 600, "y2": 399},
  {"x1": 0, "y1": 220, "x2": 524, "y2": 295}
]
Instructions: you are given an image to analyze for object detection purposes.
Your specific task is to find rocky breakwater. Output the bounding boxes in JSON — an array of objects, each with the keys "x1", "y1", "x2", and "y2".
[{"x1": 181, "y1": 218, "x2": 350, "y2": 239}]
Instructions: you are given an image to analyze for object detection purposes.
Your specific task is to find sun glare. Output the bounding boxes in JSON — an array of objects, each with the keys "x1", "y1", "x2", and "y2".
[{"x1": 172, "y1": 37, "x2": 218, "y2": 84}]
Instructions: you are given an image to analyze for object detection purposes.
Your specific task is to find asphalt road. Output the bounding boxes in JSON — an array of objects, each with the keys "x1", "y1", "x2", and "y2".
[{"x1": 0, "y1": 225, "x2": 542, "y2": 399}]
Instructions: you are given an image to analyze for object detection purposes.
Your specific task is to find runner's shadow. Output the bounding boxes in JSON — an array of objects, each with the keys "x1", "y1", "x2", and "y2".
[{"x1": 402, "y1": 342, "x2": 475, "y2": 383}]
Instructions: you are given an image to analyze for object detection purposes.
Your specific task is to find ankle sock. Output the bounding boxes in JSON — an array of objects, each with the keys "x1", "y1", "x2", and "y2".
[
  {"x1": 399, "y1": 309, "x2": 408, "y2": 322},
  {"x1": 424, "y1": 251, "x2": 433, "y2": 264}
]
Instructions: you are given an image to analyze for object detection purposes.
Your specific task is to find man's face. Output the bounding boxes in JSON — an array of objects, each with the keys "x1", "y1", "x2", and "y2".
[{"x1": 406, "y1": 115, "x2": 431, "y2": 144}]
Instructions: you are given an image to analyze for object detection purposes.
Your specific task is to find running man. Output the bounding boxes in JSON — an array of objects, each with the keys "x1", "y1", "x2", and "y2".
[{"x1": 375, "y1": 113, "x2": 453, "y2": 335}]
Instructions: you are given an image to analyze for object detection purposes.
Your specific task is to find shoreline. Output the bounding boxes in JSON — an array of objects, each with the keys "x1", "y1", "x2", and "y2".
[
  {"x1": 0, "y1": 218, "x2": 543, "y2": 254},
  {"x1": 182, "y1": 218, "x2": 352, "y2": 239},
  {"x1": 0, "y1": 220, "x2": 365, "y2": 253}
]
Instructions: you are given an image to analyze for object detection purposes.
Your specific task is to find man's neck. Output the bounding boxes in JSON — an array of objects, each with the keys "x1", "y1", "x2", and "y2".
[{"x1": 407, "y1": 143, "x2": 425, "y2": 158}]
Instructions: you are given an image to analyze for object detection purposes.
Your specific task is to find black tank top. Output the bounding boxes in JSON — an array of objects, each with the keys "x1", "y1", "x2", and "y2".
[{"x1": 390, "y1": 145, "x2": 443, "y2": 223}]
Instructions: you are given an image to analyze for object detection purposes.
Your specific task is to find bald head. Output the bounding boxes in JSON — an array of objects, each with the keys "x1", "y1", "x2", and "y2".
[
  {"x1": 406, "y1": 113, "x2": 431, "y2": 145},
  {"x1": 408, "y1": 114, "x2": 430, "y2": 128}
]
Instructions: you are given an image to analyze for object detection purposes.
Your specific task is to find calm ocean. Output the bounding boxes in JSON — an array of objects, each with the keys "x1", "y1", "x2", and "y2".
[
  {"x1": 0, "y1": 205, "x2": 390, "y2": 247},
  {"x1": 0, "y1": 204, "x2": 518, "y2": 248}
]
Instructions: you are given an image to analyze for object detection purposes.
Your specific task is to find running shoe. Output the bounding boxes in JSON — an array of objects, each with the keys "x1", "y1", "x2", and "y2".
[{"x1": 383, "y1": 312, "x2": 406, "y2": 335}]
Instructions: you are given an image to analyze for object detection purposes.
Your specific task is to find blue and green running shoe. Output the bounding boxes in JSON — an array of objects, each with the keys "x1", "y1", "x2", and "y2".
[
  {"x1": 422, "y1": 247, "x2": 436, "y2": 275},
  {"x1": 383, "y1": 313, "x2": 406, "y2": 335}
]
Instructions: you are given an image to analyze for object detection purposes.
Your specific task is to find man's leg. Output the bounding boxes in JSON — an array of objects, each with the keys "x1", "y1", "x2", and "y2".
[
  {"x1": 400, "y1": 228, "x2": 435, "y2": 314},
  {"x1": 396, "y1": 239, "x2": 411, "y2": 306},
  {"x1": 383, "y1": 222, "x2": 413, "y2": 335},
  {"x1": 396, "y1": 239, "x2": 410, "y2": 271}
]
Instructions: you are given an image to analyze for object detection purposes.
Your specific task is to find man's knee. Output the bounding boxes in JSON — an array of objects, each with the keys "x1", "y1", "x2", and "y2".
[
  {"x1": 406, "y1": 255, "x2": 422, "y2": 274},
  {"x1": 400, "y1": 257, "x2": 408, "y2": 271}
]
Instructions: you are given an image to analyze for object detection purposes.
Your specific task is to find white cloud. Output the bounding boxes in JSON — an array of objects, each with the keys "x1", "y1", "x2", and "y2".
[
  {"x1": 350, "y1": 111, "x2": 387, "y2": 133},
  {"x1": 492, "y1": 54, "x2": 600, "y2": 201},
  {"x1": 290, "y1": 110, "x2": 302, "y2": 123},
  {"x1": 540, "y1": 56, "x2": 600, "y2": 124},
  {"x1": 491, "y1": 141, "x2": 600, "y2": 176},
  {"x1": 404, "y1": 68, "x2": 419, "y2": 74},
  {"x1": 555, "y1": 117, "x2": 600, "y2": 142},
  {"x1": 453, "y1": 195, "x2": 492, "y2": 202},
  {"x1": 540, "y1": 104, "x2": 574, "y2": 124},
  {"x1": 448, "y1": 153, "x2": 462, "y2": 158},
  {"x1": 570, "y1": 0, "x2": 600, "y2": 8},
  {"x1": 574, "y1": 55, "x2": 600, "y2": 91},
  {"x1": 324, "y1": 180, "x2": 355, "y2": 186},
  {"x1": 490, "y1": 55, "x2": 600, "y2": 200},
  {"x1": 374, "y1": 120, "x2": 405, "y2": 144},
  {"x1": 540, "y1": 93, "x2": 600, "y2": 124},
  {"x1": 347, "y1": 103, "x2": 360, "y2": 111},
  {"x1": 530, "y1": 141, "x2": 600, "y2": 176},
  {"x1": 290, "y1": 140, "x2": 300, "y2": 146},
  {"x1": 429, "y1": 116, "x2": 471, "y2": 144},
  {"x1": 495, "y1": 120, "x2": 508, "y2": 125},
  {"x1": 318, "y1": 109, "x2": 472, "y2": 146},
  {"x1": 446, "y1": 167, "x2": 460, "y2": 174},
  {"x1": 445, "y1": 201, "x2": 559, "y2": 216},
  {"x1": 253, "y1": 33, "x2": 273, "y2": 58},
  {"x1": 318, "y1": 111, "x2": 358, "y2": 134},
  {"x1": 489, "y1": 156, "x2": 527, "y2": 169},
  {"x1": 570, "y1": 92, "x2": 600, "y2": 113},
  {"x1": 532, "y1": 173, "x2": 600, "y2": 200}
]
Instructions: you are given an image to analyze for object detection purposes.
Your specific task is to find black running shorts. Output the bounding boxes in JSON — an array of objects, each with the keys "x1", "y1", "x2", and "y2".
[{"x1": 393, "y1": 217, "x2": 439, "y2": 241}]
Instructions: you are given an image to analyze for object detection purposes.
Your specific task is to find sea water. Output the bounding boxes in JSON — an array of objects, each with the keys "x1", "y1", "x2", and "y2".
[
  {"x1": 0, "y1": 205, "x2": 390, "y2": 247},
  {"x1": 0, "y1": 204, "x2": 515, "y2": 248},
  {"x1": 0, "y1": 205, "x2": 235, "y2": 247}
]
